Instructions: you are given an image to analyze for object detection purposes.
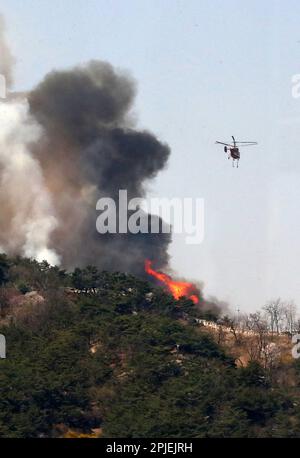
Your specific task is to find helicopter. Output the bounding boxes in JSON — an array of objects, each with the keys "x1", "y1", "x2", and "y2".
[{"x1": 215, "y1": 136, "x2": 257, "y2": 167}]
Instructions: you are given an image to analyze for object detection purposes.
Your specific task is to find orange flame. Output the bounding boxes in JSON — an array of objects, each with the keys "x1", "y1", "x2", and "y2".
[{"x1": 145, "y1": 259, "x2": 199, "y2": 304}]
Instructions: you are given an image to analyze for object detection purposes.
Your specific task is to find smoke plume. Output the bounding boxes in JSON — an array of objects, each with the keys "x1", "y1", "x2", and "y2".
[
  {"x1": 27, "y1": 61, "x2": 171, "y2": 274},
  {"x1": 0, "y1": 32, "x2": 171, "y2": 274},
  {"x1": 0, "y1": 100, "x2": 60, "y2": 265}
]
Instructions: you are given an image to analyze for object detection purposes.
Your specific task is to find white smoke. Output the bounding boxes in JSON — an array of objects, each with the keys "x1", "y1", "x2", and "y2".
[{"x1": 0, "y1": 98, "x2": 60, "y2": 265}]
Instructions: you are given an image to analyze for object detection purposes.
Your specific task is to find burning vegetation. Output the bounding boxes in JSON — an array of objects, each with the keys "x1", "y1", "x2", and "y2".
[{"x1": 145, "y1": 259, "x2": 200, "y2": 305}]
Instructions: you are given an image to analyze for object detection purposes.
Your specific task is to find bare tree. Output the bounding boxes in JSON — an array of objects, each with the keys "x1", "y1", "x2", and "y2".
[
  {"x1": 294, "y1": 318, "x2": 300, "y2": 334},
  {"x1": 263, "y1": 299, "x2": 284, "y2": 335},
  {"x1": 221, "y1": 315, "x2": 241, "y2": 344},
  {"x1": 241, "y1": 312, "x2": 270, "y2": 363},
  {"x1": 282, "y1": 301, "x2": 297, "y2": 335}
]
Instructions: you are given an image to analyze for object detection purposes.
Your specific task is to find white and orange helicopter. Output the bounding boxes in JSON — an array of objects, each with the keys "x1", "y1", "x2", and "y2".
[{"x1": 215, "y1": 136, "x2": 257, "y2": 167}]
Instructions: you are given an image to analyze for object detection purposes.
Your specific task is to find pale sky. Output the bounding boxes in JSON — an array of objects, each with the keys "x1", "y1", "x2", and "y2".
[{"x1": 2, "y1": 0, "x2": 300, "y2": 311}]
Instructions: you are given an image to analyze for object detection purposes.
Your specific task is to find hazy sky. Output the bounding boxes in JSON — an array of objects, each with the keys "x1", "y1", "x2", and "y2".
[{"x1": 2, "y1": 0, "x2": 300, "y2": 311}]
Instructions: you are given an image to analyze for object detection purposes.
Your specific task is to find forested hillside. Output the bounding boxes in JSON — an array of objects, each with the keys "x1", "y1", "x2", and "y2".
[{"x1": 0, "y1": 254, "x2": 300, "y2": 438}]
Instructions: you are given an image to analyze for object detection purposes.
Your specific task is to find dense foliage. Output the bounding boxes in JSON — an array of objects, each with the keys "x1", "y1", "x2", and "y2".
[{"x1": 0, "y1": 256, "x2": 300, "y2": 438}]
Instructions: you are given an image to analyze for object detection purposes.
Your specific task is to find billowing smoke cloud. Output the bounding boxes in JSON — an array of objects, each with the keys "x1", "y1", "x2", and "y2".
[
  {"x1": 0, "y1": 14, "x2": 15, "y2": 88},
  {"x1": 0, "y1": 23, "x2": 171, "y2": 273},
  {"x1": 0, "y1": 99, "x2": 60, "y2": 265},
  {"x1": 0, "y1": 35, "x2": 170, "y2": 274},
  {"x1": 0, "y1": 16, "x2": 60, "y2": 265},
  {"x1": 0, "y1": 15, "x2": 169, "y2": 274},
  {"x1": 26, "y1": 61, "x2": 171, "y2": 274},
  {"x1": 0, "y1": 60, "x2": 166, "y2": 275}
]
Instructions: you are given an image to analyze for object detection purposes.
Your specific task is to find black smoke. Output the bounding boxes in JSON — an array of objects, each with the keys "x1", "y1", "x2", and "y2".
[{"x1": 28, "y1": 61, "x2": 171, "y2": 275}]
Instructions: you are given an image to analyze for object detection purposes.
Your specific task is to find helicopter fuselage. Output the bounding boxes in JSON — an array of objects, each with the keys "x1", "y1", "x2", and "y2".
[
  {"x1": 224, "y1": 145, "x2": 240, "y2": 160},
  {"x1": 230, "y1": 147, "x2": 240, "y2": 160}
]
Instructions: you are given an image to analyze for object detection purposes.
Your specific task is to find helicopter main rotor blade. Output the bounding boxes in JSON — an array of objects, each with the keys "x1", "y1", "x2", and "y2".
[
  {"x1": 235, "y1": 142, "x2": 258, "y2": 147},
  {"x1": 215, "y1": 141, "x2": 232, "y2": 147},
  {"x1": 234, "y1": 141, "x2": 258, "y2": 145}
]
